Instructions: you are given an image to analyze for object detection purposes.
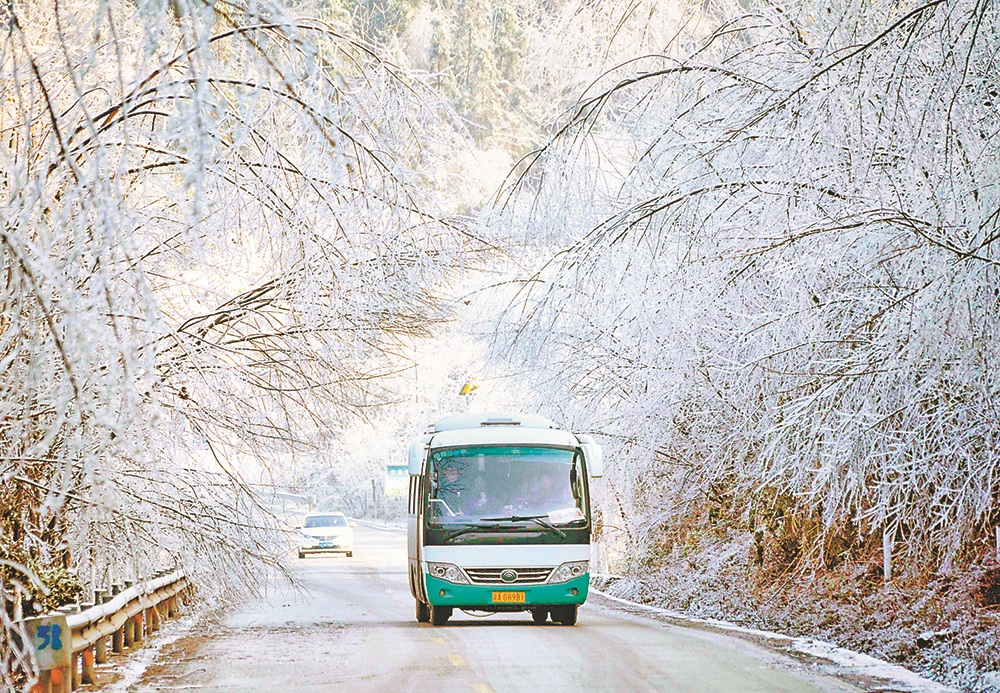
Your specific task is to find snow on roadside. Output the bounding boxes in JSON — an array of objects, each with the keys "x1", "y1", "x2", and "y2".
[
  {"x1": 591, "y1": 587, "x2": 955, "y2": 693},
  {"x1": 351, "y1": 517, "x2": 405, "y2": 531},
  {"x1": 791, "y1": 637, "x2": 954, "y2": 693},
  {"x1": 103, "y1": 612, "x2": 200, "y2": 693}
]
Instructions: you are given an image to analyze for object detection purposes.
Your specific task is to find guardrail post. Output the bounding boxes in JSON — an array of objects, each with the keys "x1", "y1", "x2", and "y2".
[
  {"x1": 112, "y1": 623, "x2": 124, "y2": 653},
  {"x1": 123, "y1": 613, "x2": 134, "y2": 649},
  {"x1": 111, "y1": 583, "x2": 125, "y2": 651},
  {"x1": 34, "y1": 667, "x2": 70, "y2": 693},
  {"x1": 51, "y1": 605, "x2": 80, "y2": 691},
  {"x1": 151, "y1": 603, "x2": 161, "y2": 631},
  {"x1": 81, "y1": 647, "x2": 95, "y2": 685},
  {"x1": 59, "y1": 666, "x2": 71, "y2": 693},
  {"x1": 96, "y1": 633, "x2": 107, "y2": 663},
  {"x1": 133, "y1": 612, "x2": 144, "y2": 645},
  {"x1": 94, "y1": 590, "x2": 108, "y2": 664},
  {"x1": 75, "y1": 599, "x2": 95, "y2": 685}
]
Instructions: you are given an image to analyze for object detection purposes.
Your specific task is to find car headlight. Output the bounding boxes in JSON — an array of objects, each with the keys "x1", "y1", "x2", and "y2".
[
  {"x1": 426, "y1": 562, "x2": 470, "y2": 584},
  {"x1": 548, "y1": 561, "x2": 588, "y2": 584}
]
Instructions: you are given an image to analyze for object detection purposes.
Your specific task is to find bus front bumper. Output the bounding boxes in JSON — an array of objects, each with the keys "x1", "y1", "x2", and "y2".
[{"x1": 425, "y1": 574, "x2": 589, "y2": 609}]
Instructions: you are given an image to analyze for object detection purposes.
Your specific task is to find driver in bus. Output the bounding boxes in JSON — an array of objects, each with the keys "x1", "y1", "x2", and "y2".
[{"x1": 435, "y1": 463, "x2": 468, "y2": 516}]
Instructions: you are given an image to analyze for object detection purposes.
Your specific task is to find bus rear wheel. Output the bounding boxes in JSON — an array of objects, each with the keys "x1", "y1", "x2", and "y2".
[
  {"x1": 415, "y1": 599, "x2": 430, "y2": 623},
  {"x1": 430, "y1": 605, "x2": 452, "y2": 626},
  {"x1": 531, "y1": 608, "x2": 548, "y2": 624},
  {"x1": 553, "y1": 605, "x2": 578, "y2": 626}
]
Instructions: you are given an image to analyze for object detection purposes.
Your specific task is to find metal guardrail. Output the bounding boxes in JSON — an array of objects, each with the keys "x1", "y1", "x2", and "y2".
[{"x1": 23, "y1": 570, "x2": 189, "y2": 692}]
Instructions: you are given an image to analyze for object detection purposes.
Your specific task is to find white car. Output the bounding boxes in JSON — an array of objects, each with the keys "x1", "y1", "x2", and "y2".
[{"x1": 298, "y1": 513, "x2": 355, "y2": 558}]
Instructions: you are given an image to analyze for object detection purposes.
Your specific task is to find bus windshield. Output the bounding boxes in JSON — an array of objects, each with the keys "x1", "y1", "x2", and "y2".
[{"x1": 426, "y1": 446, "x2": 585, "y2": 526}]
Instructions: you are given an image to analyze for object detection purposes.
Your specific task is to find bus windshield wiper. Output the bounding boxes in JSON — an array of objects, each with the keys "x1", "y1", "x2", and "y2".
[
  {"x1": 480, "y1": 514, "x2": 567, "y2": 538},
  {"x1": 442, "y1": 522, "x2": 504, "y2": 541}
]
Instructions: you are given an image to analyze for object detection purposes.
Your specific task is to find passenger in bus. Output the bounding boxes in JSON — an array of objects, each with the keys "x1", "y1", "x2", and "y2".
[
  {"x1": 518, "y1": 471, "x2": 574, "y2": 513},
  {"x1": 471, "y1": 475, "x2": 491, "y2": 513}
]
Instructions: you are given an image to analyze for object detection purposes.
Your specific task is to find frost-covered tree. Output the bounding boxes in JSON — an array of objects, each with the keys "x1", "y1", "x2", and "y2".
[
  {"x1": 491, "y1": 0, "x2": 1000, "y2": 578},
  {"x1": 335, "y1": 0, "x2": 542, "y2": 148},
  {"x1": 0, "y1": 0, "x2": 469, "y2": 685}
]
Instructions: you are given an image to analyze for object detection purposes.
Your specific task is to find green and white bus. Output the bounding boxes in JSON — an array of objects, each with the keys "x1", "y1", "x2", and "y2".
[{"x1": 406, "y1": 412, "x2": 603, "y2": 626}]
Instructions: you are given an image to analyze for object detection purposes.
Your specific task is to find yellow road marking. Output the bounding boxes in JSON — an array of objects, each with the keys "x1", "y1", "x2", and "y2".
[
  {"x1": 448, "y1": 654, "x2": 467, "y2": 667},
  {"x1": 432, "y1": 637, "x2": 445, "y2": 644},
  {"x1": 471, "y1": 685, "x2": 493, "y2": 693}
]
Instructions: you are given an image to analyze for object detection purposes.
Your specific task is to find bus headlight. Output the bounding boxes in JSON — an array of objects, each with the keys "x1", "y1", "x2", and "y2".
[
  {"x1": 426, "y1": 562, "x2": 470, "y2": 584},
  {"x1": 548, "y1": 561, "x2": 588, "y2": 584}
]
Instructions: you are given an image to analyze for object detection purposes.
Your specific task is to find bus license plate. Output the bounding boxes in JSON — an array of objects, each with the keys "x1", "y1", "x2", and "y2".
[{"x1": 491, "y1": 591, "x2": 525, "y2": 604}]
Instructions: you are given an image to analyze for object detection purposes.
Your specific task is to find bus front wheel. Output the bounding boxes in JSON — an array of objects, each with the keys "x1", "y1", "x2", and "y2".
[
  {"x1": 553, "y1": 605, "x2": 578, "y2": 626},
  {"x1": 415, "y1": 600, "x2": 430, "y2": 623},
  {"x1": 430, "y1": 605, "x2": 452, "y2": 626},
  {"x1": 531, "y1": 608, "x2": 548, "y2": 624}
]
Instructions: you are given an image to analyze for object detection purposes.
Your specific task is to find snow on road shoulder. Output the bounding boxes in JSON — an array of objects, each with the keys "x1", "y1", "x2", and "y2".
[
  {"x1": 591, "y1": 587, "x2": 954, "y2": 693},
  {"x1": 791, "y1": 637, "x2": 953, "y2": 693},
  {"x1": 351, "y1": 517, "x2": 405, "y2": 532},
  {"x1": 103, "y1": 611, "x2": 201, "y2": 693}
]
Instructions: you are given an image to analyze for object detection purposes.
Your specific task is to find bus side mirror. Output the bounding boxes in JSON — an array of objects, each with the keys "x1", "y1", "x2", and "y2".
[
  {"x1": 408, "y1": 441, "x2": 426, "y2": 475},
  {"x1": 577, "y1": 435, "x2": 604, "y2": 477}
]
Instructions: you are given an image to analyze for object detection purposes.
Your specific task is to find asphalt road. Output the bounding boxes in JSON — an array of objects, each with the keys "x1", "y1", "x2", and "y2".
[{"x1": 134, "y1": 524, "x2": 861, "y2": 692}]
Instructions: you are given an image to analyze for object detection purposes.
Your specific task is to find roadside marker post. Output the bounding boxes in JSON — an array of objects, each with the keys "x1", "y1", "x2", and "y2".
[{"x1": 25, "y1": 614, "x2": 71, "y2": 693}]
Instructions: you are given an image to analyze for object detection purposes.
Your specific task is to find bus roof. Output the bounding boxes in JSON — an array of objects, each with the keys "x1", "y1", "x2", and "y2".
[
  {"x1": 428, "y1": 425, "x2": 579, "y2": 449},
  {"x1": 427, "y1": 411, "x2": 559, "y2": 433}
]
